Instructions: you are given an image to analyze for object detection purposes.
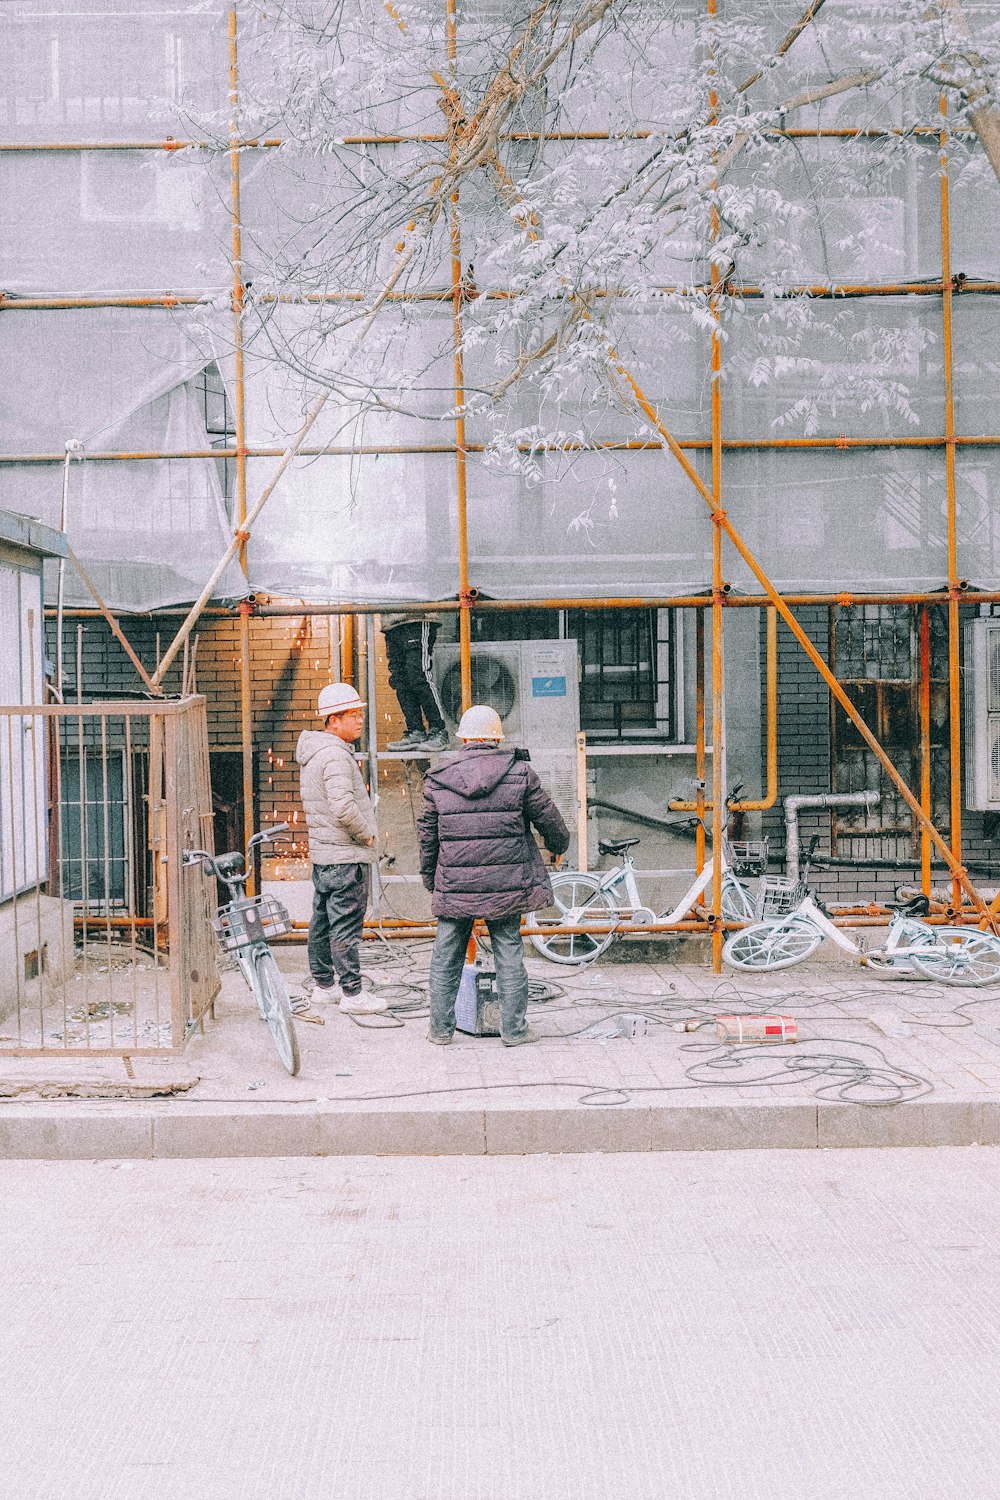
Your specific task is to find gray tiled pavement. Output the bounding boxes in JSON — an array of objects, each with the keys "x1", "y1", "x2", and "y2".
[
  {"x1": 3, "y1": 1147, "x2": 1000, "y2": 1499},
  {"x1": 5, "y1": 938, "x2": 1000, "y2": 1153}
]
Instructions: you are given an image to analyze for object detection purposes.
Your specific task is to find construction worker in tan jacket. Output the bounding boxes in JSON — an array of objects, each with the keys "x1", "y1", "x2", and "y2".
[{"x1": 295, "y1": 683, "x2": 387, "y2": 1014}]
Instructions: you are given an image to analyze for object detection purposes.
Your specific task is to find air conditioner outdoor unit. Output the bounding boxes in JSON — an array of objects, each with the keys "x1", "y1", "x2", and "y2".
[
  {"x1": 433, "y1": 639, "x2": 581, "y2": 853},
  {"x1": 964, "y1": 619, "x2": 1000, "y2": 809}
]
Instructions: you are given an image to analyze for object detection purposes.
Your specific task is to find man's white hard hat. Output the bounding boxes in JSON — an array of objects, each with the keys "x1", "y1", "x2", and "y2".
[
  {"x1": 457, "y1": 704, "x2": 504, "y2": 741},
  {"x1": 317, "y1": 682, "x2": 366, "y2": 717}
]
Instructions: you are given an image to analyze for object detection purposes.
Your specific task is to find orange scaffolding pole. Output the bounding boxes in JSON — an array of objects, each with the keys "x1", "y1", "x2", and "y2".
[
  {"x1": 229, "y1": 8, "x2": 256, "y2": 880},
  {"x1": 9, "y1": 432, "x2": 1000, "y2": 463},
  {"x1": 919, "y1": 605, "x2": 933, "y2": 894},
  {"x1": 445, "y1": 0, "x2": 473, "y2": 710},
  {"x1": 0, "y1": 125, "x2": 971, "y2": 152},
  {"x1": 6, "y1": 282, "x2": 1000, "y2": 312},
  {"x1": 708, "y1": 0, "x2": 725, "y2": 971},
  {"x1": 941, "y1": 97, "x2": 964, "y2": 911}
]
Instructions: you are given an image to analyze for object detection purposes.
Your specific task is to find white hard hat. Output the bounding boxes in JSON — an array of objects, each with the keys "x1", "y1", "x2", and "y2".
[
  {"x1": 317, "y1": 682, "x2": 366, "y2": 717},
  {"x1": 457, "y1": 704, "x2": 504, "y2": 741}
]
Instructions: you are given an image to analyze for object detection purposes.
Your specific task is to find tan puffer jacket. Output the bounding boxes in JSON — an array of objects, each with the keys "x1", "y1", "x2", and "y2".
[{"x1": 295, "y1": 730, "x2": 377, "y2": 866}]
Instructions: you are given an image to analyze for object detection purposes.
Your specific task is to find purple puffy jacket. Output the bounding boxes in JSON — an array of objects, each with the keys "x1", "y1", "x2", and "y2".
[{"x1": 417, "y1": 746, "x2": 571, "y2": 919}]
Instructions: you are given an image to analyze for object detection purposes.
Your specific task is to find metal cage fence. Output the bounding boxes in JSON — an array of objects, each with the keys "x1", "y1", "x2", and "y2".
[{"x1": 0, "y1": 694, "x2": 217, "y2": 1056}]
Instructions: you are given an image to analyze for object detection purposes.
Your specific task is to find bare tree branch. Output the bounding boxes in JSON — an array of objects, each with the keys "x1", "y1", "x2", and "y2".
[
  {"x1": 936, "y1": 0, "x2": 1000, "y2": 186},
  {"x1": 735, "y1": 0, "x2": 830, "y2": 96}
]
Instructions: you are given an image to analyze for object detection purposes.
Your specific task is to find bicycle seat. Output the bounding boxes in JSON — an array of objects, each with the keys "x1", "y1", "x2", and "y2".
[
  {"x1": 598, "y1": 837, "x2": 640, "y2": 857},
  {"x1": 888, "y1": 894, "x2": 930, "y2": 918}
]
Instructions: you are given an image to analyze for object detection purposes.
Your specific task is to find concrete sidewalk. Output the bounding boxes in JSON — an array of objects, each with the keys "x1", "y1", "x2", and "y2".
[{"x1": 3, "y1": 937, "x2": 1000, "y2": 1156}]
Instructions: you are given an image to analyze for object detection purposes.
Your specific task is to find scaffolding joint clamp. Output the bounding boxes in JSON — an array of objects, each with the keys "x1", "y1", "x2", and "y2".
[
  {"x1": 835, "y1": 592, "x2": 855, "y2": 607},
  {"x1": 234, "y1": 526, "x2": 251, "y2": 544},
  {"x1": 459, "y1": 587, "x2": 479, "y2": 608},
  {"x1": 835, "y1": 434, "x2": 850, "y2": 449}
]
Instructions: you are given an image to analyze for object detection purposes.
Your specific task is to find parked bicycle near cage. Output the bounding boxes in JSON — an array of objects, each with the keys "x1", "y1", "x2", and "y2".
[
  {"x1": 184, "y1": 823, "x2": 300, "y2": 1074},
  {"x1": 722, "y1": 837, "x2": 1000, "y2": 987},
  {"x1": 527, "y1": 807, "x2": 768, "y2": 966}
]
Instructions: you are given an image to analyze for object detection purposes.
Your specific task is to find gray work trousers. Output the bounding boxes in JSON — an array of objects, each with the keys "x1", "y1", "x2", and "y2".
[
  {"x1": 428, "y1": 913, "x2": 530, "y2": 1041},
  {"x1": 308, "y1": 862, "x2": 370, "y2": 996}
]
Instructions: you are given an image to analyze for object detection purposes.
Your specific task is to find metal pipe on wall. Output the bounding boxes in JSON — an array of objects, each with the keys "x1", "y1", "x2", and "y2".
[{"x1": 784, "y1": 791, "x2": 880, "y2": 882}]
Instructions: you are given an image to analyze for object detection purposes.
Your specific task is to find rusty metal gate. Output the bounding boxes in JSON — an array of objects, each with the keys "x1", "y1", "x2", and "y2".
[{"x1": 0, "y1": 694, "x2": 217, "y2": 1056}]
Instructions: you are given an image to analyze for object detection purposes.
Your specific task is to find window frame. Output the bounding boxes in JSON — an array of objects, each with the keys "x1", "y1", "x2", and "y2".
[{"x1": 469, "y1": 605, "x2": 682, "y2": 746}]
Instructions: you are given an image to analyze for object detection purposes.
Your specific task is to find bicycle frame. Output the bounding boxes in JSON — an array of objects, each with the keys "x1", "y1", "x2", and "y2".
[
  {"x1": 586, "y1": 845, "x2": 741, "y2": 926},
  {"x1": 762, "y1": 897, "x2": 959, "y2": 967}
]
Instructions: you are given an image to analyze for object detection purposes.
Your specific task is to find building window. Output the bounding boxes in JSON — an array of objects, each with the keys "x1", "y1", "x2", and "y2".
[
  {"x1": 471, "y1": 606, "x2": 678, "y2": 744},
  {"x1": 829, "y1": 604, "x2": 949, "y2": 862},
  {"x1": 59, "y1": 751, "x2": 129, "y2": 909},
  {"x1": 197, "y1": 362, "x2": 235, "y2": 507},
  {"x1": 566, "y1": 608, "x2": 675, "y2": 741}
]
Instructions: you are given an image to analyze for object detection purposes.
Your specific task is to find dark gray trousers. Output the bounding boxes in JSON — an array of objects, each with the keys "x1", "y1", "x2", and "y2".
[
  {"x1": 428, "y1": 913, "x2": 530, "y2": 1040},
  {"x1": 308, "y1": 863, "x2": 370, "y2": 995}
]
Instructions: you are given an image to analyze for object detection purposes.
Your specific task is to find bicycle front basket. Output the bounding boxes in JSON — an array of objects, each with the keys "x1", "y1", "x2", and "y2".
[
  {"x1": 755, "y1": 875, "x2": 805, "y2": 921},
  {"x1": 212, "y1": 894, "x2": 294, "y2": 951},
  {"x1": 726, "y1": 837, "x2": 769, "y2": 878}
]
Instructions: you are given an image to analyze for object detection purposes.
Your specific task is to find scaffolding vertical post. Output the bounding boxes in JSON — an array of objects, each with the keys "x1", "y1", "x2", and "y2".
[
  {"x1": 340, "y1": 613, "x2": 354, "y2": 685},
  {"x1": 695, "y1": 611, "x2": 706, "y2": 873},
  {"x1": 446, "y1": 0, "x2": 473, "y2": 710},
  {"x1": 575, "y1": 730, "x2": 588, "y2": 871},
  {"x1": 366, "y1": 613, "x2": 383, "y2": 916},
  {"x1": 919, "y1": 604, "x2": 932, "y2": 895},
  {"x1": 940, "y1": 96, "x2": 963, "y2": 910},
  {"x1": 708, "y1": 0, "x2": 724, "y2": 971},
  {"x1": 229, "y1": 7, "x2": 255, "y2": 875}
]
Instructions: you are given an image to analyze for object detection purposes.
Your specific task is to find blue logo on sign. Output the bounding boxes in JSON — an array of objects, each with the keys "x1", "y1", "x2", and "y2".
[{"x1": 532, "y1": 676, "x2": 567, "y2": 698}]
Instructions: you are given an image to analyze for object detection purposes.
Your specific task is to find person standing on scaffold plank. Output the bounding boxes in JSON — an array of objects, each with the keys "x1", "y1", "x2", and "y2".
[{"x1": 381, "y1": 610, "x2": 450, "y2": 752}]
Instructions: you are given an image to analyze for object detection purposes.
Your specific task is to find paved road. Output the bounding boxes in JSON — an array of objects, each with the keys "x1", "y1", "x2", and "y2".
[{"x1": 3, "y1": 1148, "x2": 1000, "y2": 1499}]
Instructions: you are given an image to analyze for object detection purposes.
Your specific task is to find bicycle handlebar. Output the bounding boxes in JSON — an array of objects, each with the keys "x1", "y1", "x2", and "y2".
[{"x1": 182, "y1": 823, "x2": 292, "y2": 882}]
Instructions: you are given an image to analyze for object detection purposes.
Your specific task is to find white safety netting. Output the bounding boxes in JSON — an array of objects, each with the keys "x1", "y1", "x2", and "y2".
[
  {"x1": 0, "y1": 310, "x2": 244, "y2": 609},
  {"x1": 0, "y1": 0, "x2": 999, "y2": 608}
]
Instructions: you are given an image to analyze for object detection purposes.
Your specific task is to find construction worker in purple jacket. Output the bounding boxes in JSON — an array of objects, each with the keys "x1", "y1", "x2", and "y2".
[{"x1": 417, "y1": 705, "x2": 570, "y2": 1046}]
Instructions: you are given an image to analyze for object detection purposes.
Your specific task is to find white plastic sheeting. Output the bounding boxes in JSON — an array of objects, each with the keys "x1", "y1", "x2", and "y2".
[
  {"x1": 0, "y1": 1, "x2": 998, "y2": 608},
  {"x1": 0, "y1": 311, "x2": 244, "y2": 609}
]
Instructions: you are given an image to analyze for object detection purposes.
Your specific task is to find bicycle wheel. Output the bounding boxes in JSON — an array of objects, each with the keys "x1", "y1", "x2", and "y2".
[
  {"x1": 723, "y1": 918, "x2": 822, "y2": 972},
  {"x1": 909, "y1": 926, "x2": 1000, "y2": 987},
  {"x1": 528, "y1": 873, "x2": 619, "y2": 965},
  {"x1": 236, "y1": 948, "x2": 266, "y2": 1016},
  {"x1": 720, "y1": 874, "x2": 755, "y2": 923},
  {"x1": 253, "y1": 947, "x2": 301, "y2": 1075}
]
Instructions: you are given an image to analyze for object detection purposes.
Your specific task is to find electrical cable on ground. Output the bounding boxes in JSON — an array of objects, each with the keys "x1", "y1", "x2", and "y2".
[{"x1": 244, "y1": 938, "x2": 999, "y2": 1107}]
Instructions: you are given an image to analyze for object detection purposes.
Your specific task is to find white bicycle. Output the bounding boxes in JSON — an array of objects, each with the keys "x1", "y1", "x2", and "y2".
[
  {"x1": 528, "y1": 817, "x2": 766, "y2": 966},
  {"x1": 723, "y1": 841, "x2": 1000, "y2": 987}
]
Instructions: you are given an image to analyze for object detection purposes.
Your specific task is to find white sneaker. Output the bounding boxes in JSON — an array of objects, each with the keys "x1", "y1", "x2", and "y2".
[
  {"x1": 311, "y1": 981, "x2": 342, "y2": 1003},
  {"x1": 339, "y1": 991, "x2": 389, "y2": 1015}
]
